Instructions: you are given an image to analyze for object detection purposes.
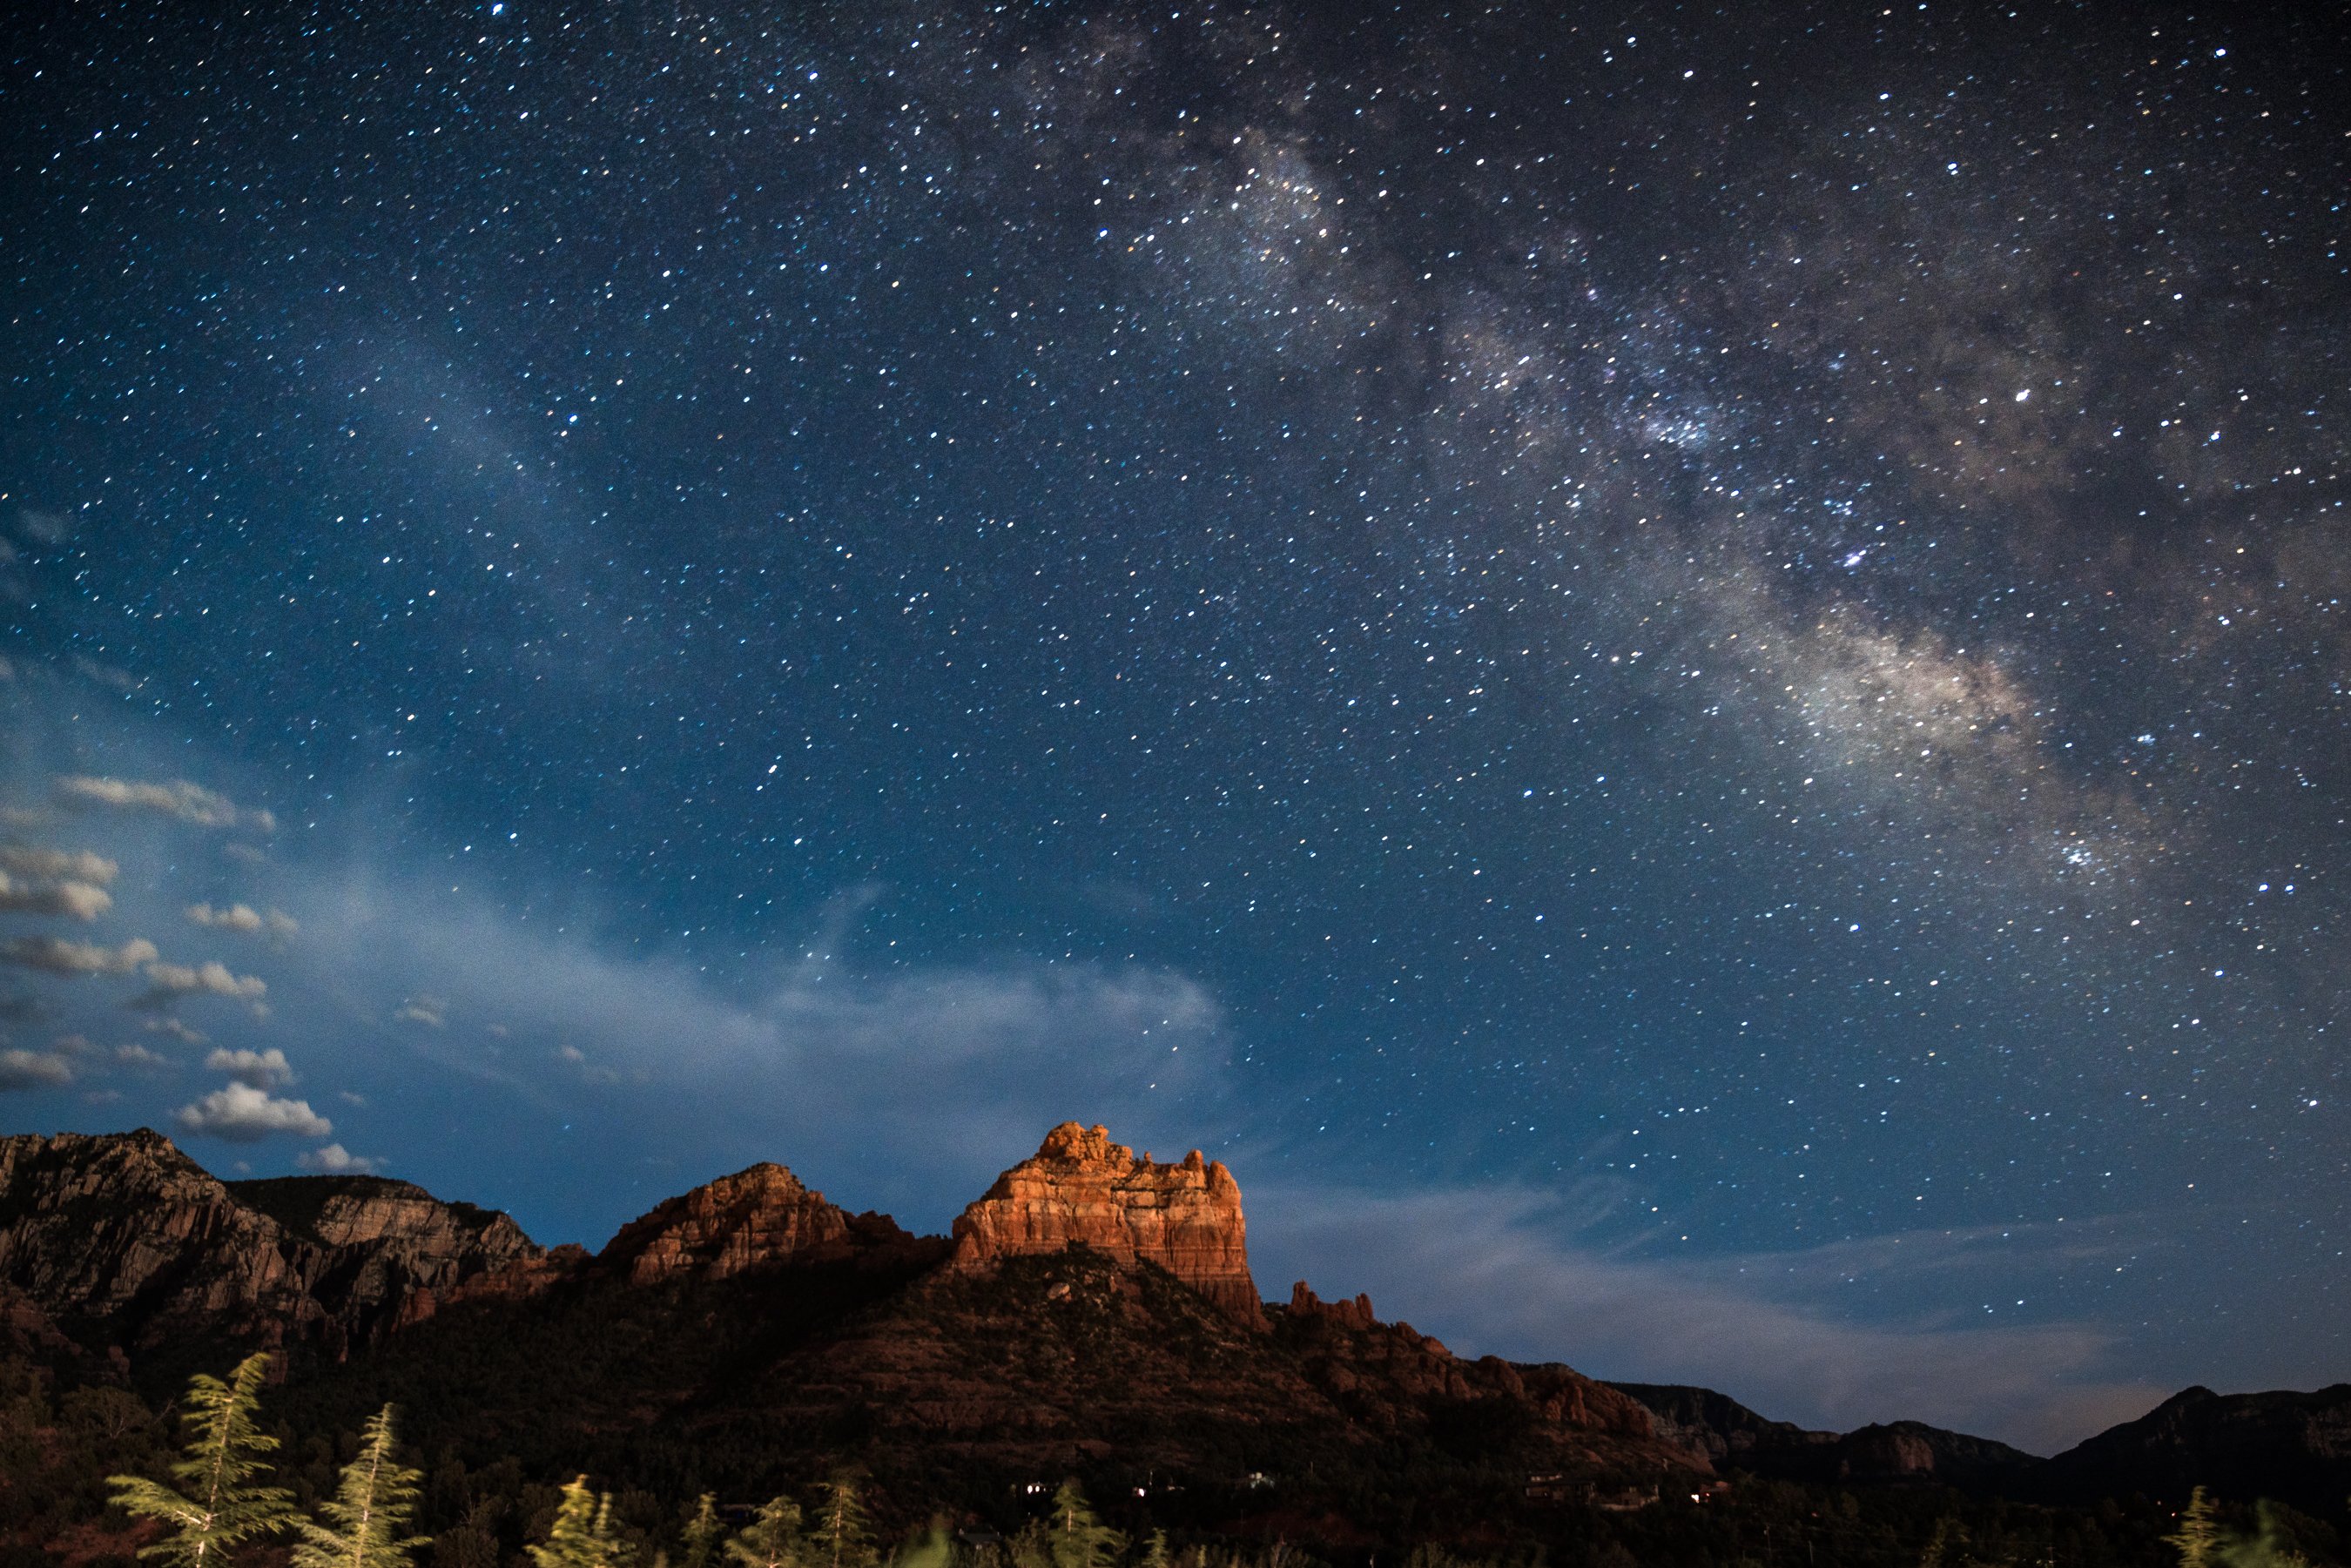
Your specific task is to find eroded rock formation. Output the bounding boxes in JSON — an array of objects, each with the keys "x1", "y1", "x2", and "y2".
[
  {"x1": 598, "y1": 1161, "x2": 947, "y2": 1283},
  {"x1": 950, "y1": 1122, "x2": 1266, "y2": 1326},
  {"x1": 0, "y1": 1128, "x2": 541, "y2": 1364}
]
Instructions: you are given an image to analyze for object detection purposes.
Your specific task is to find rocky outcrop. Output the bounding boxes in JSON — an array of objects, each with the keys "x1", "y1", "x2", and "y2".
[
  {"x1": 1280, "y1": 1282, "x2": 1667, "y2": 1455},
  {"x1": 949, "y1": 1123, "x2": 1265, "y2": 1327},
  {"x1": 598, "y1": 1162, "x2": 948, "y2": 1284},
  {"x1": 0, "y1": 1129, "x2": 541, "y2": 1366}
]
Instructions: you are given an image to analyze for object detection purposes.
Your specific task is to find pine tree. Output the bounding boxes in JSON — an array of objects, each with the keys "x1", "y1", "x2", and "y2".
[
  {"x1": 529, "y1": 1477, "x2": 639, "y2": 1568},
  {"x1": 2168, "y1": 1488, "x2": 2221, "y2": 1568},
  {"x1": 1047, "y1": 1481, "x2": 1124, "y2": 1568},
  {"x1": 288, "y1": 1405, "x2": 431, "y2": 1568},
  {"x1": 805, "y1": 1475, "x2": 874, "y2": 1568},
  {"x1": 724, "y1": 1496, "x2": 805, "y2": 1568},
  {"x1": 680, "y1": 1496, "x2": 726, "y2": 1568},
  {"x1": 108, "y1": 1351, "x2": 296, "y2": 1568},
  {"x1": 1138, "y1": 1530, "x2": 1170, "y2": 1568}
]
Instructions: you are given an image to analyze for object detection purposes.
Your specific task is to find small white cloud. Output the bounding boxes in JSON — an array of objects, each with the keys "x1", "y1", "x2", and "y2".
[
  {"x1": 556, "y1": 1044, "x2": 585, "y2": 1062},
  {"x1": 49, "y1": 1033, "x2": 95, "y2": 1057},
  {"x1": 54, "y1": 774, "x2": 245, "y2": 827},
  {"x1": 223, "y1": 843, "x2": 268, "y2": 865},
  {"x1": 131, "y1": 960, "x2": 267, "y2": 1009},
  {"x1": 0, "y1": 871, "x2": 114, "y2": 919},
  {"x1": 1, "y1": 935, "x2": 159, "y2": 976},
  {"x1": 145, "y1": 1016, "x2": 209, "y2": 1046},
  {"x1": 0, "y1": 1048, "x2": 73, "y2": 1090},
  {"x1": 0, "y1": 847, "x2": 118, "y2": 885},
  {"x1": 393, "y1": 995, "x2": 447, "y2": 1027},
  {"x1": 171, "y1": 1081, "x2": 331, "y2": 1141},
  {"x1": 204, "y1": 1046, "x2": 293, "y2": 1089},
  {"x1": 185, "y1": 902, "x2": 266, "y2": 933},
  {"x1": 113, "y1": 1042, "x2": 175, "y2": 1070},
  {"x1": 296, "y1": 1142, "x2": 382, "y2": 1174},
  {"x1": 267, "y1": 909, "x2": 299, "y2": 938},
  {"x1": 337, "y1": 1090, "x2": 367, "y2": 1107}
]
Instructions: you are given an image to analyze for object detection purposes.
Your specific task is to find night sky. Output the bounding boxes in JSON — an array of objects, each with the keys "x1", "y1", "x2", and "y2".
[{"x1": 4, "y1": 0, "x2": 2347, "y2": 1451}]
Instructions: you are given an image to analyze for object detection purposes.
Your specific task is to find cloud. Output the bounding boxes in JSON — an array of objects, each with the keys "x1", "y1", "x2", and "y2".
[
  {"x1": 203, "y1": 1046, "x2": 293, "y2": 1089},
  {"x1": 1, "y1": 936, "x2": 159, "y2": 976},
  {"x1": 130, "y1": 959, "x2": 267, "y2": 1010},
  {"x1": 223, "y1": 843, "x2": 268, "y2": 865},
  {"x1": 144, "y1": 1016, "x2": 209, "y2": 1045},
  {"x1": 393, "y1": 995, "x2": 447, "y2": 1027},
  {"x1": 185, "y1": 902, "x2": 299, "y2": 938},
  {"x1": 298, "y1": 1143, "x2": 383, "y2": 1174},
  {"x1": 171, "y1": 1081, "x2": 331, "y2": 1141},
  {"x1": 1250, "y1": 1181, "x2": 2168, "y2": 1456},
  {"x1": 0, "y1": 1048, "x2": 74, "y2": 1090},
  {"x1": 0, "y1": 871, "x2": 113, "y2": 919},
  {"x1": 0, "y1": 847, "x2": 118, "y2": 885},
  {"x1": 112, "y1": 1042, "x2": 176, "y2": 1070},
  {"x1": 52, "y1": 775, "x2": 275, "y2": 833}
]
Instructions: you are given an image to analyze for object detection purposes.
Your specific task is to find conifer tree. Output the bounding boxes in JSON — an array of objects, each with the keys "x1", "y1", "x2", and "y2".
[
  {"x1": 805, "y1": 1475, "x2": 875, "y2": 1568},
  {"x1": 680, "y1": 1496, "x2": 726, "y2": 1568},
  {"x1": 108, "y1": 1351, "x2": 295, "y2": 1568},
  {"x1": 1047, "y1": 1481, "x2": 1124, "y2": 1568},
  {"x1": 289, "y1": 1404, "x2": 431, "y2": 1568},
  {"x1": 1138, "y1": 1530, "x2": 1170, "y2": 1568},
  {"x1": 724, "y1": 1496, "x2": 805, "y2": 1568},
  {"x1": 2168, "y1": 1488, "x2": 2220, "y2": 1568},
  {"x1": 529, "y1": 1477, "x2": 639, "y2": 1568}
]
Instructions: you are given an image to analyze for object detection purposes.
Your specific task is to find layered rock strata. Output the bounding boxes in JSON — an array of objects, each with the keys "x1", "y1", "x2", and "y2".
[
  {"x1": 950, "y1": 1122, "x2": 1266, "y2": 1326},
  {"x1": 0, "y1": 1128, "x2": 541, "y2": 1363}
]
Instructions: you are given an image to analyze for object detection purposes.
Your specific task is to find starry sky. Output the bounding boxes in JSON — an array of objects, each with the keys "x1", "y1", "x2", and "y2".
[{"x1": 3, "y1": 0, "x2": 2347, "y2": 1452}]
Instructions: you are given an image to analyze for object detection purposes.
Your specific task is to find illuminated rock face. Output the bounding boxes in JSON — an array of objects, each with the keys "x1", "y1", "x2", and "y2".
[
  {"x1": 596, "y1": 1161, "x2": 944, "y2": 1284},
  {"x1": 948, "y1": 1121, "x2": 1266, "y2": 1328}
]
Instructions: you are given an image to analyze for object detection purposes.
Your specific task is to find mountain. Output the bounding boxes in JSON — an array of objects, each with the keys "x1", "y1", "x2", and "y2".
[
  {"x1": 1610, "y1": 1383, "x2": 2041, "y2": 1492},
  {"x1": 2035, "y1": 1383, "x2": 2351, "y2": 1515},
  {"x1": 0, "y1": 1127, "x2": 539, "y2": 1375},
  {"x1": 4, "y1": 1120, "x2": 2348, "y2": 1533}
]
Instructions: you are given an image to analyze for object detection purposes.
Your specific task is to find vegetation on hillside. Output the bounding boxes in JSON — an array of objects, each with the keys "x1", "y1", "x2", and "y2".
[{"x1": 6, "y1": 1351, "x2": 2345, "y2": 1568}]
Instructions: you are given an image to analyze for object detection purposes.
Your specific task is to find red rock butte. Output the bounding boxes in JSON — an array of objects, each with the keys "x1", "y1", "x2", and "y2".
[{"x1": 950, "y1": 1121, "x2": 1266, "y2": 1328}]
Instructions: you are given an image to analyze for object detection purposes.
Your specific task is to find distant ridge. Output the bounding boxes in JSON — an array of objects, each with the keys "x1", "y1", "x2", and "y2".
[{"x1": 3, "y1": 1123, "x2": 2347, "y2": 1518}]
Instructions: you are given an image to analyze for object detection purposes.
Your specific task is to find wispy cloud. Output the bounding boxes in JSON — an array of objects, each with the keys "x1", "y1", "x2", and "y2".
[
  {"x1": 1, "y1": 936, "x2": 158, "y2": 976},
  {"x1": 112, "y1": 1042, "x2": 176, "y2": 1070},
  {"x1": 0, "y1": 871, "x2": 113, "y2": 919},
  {"x1": 204, "y1": 1046, "x2": 293, "y2": 1089},
  {"x1": 0, "y1": 847, "x2": 118, "y2": 885},
  {"x1": 1250, "y1": 1181, "x2": 2168, "y2": 1455},
  {"x1": 52, "y1": 775, "x2": 275, "y2": 833},
  {"x1": 0, "y1": 1048, "x2": 74, "y2": 1090},
  {"x1": 172, "y1": 1081, "x2": 332, "y2": 1141},
  {"x1": 130, "y1": 959, "x2": 267, "y2": 1010},
  {"x1": 393, "y1": 994, "x2": 447, "y2": 1027}
]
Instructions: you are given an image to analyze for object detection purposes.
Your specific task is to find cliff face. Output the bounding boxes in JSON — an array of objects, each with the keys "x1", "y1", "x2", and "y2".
[
  {"x1": 0, "y1": 1129, "x2": 541, "y2": 1365},
  {"x1": 949, "y1": 1122, "x2": 1265, "y2": 1327},
  {"x1": 598, "y1": 1161, "x2": 948, "y2": 1284}
]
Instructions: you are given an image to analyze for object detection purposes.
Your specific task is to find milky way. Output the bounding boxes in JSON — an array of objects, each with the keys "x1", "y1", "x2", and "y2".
[{"x1": 3, "y1": 2, "x2": 2345, "y2": 1448}]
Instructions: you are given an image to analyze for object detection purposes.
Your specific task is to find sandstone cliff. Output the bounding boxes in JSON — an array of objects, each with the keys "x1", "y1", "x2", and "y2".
[
  {"x1": 949, "y1": 1122, "x2": 1265, "y2": 1327},
  {"x1": 597, "y1": 1161, "x2": 948, "y2": 1284},
  {"x1": 0, "y1": 1128, "x2": 541, "y2": 1366}
]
